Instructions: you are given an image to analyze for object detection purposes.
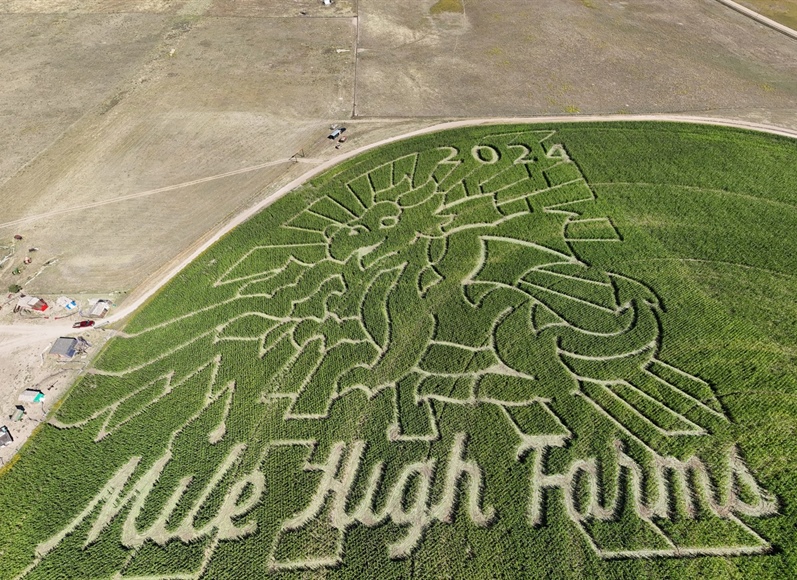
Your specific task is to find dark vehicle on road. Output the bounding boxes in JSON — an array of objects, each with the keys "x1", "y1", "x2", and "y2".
[{"x1": 72, "y1": 320, "x2": 95, "y2": 328}]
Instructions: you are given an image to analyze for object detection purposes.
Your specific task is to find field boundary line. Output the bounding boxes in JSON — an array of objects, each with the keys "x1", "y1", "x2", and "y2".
[
  {"x1": 711, "y1": 0, "x2": 797, "y2": 40},
  {"x1": 352, "y1": 0, "x2": 360, "y2": 117}
]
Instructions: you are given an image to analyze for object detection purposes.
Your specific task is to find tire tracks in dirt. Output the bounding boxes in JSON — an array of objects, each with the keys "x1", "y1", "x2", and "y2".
[{"x1": 0, "y1": 158, "x2": 323, "y2": 231}]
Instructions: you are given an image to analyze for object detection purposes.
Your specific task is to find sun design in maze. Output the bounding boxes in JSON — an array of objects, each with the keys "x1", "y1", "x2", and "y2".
[{"x1": 35, "y1": 129, "x2": 778, "y2": 578}]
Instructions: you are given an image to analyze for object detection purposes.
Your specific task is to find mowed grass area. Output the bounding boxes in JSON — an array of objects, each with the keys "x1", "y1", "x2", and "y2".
[{"x1": 0, "y1": 123, "x2": 796, "y2": 579}]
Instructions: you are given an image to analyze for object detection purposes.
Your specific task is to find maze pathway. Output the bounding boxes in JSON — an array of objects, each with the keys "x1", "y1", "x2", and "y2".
[{"x1": 18, "y1": 128, "x2": 779, "y2": 578}]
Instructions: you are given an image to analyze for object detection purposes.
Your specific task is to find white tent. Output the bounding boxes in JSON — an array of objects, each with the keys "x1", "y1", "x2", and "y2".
[{"x1": 56, "y1": 296, "x2": 77, "y2": 310}]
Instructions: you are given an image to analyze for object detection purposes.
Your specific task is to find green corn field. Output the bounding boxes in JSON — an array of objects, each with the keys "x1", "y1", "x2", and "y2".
[{"x1": 1, "y1": 122, "x2": 796, "y2": 579}]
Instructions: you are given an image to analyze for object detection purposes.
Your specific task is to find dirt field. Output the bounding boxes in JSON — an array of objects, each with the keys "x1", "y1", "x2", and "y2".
[
  {"x1": 356, "y1": 0, "x2": 797, "y2": 121},
  {"x1": 0, "y1": 0, "x2": 795, "y2": 457}
]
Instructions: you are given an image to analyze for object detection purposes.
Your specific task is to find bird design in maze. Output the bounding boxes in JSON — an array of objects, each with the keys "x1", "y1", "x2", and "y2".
[{"x1": 216, "y1": 129, "x2": 727, "y2": 456}]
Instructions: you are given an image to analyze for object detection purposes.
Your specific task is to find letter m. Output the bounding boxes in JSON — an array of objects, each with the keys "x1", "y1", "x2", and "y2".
[{"x1": 36, "y1": 454, "x2": 164, "y2": 557}]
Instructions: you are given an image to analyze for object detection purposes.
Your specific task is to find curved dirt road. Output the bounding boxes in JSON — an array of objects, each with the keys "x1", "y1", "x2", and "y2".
[{"x1": 3, "y1": 114, "x2": 796, "y2": 353}]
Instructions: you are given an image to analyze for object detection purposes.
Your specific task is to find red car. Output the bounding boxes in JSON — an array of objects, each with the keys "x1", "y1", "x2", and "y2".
[{"x1": 72, "y1": 320, "x2": 95, "y2": 328}]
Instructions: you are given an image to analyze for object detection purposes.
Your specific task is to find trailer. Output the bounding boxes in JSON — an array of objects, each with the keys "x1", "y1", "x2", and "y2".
[{"x1": 328, "y1": 127, "x2": 346, "y2": 140}]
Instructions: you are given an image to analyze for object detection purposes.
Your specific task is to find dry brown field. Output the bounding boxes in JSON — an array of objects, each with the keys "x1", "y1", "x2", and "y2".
[{"x1": 0, "y1": 0, "x2": 795, "y2": 299}]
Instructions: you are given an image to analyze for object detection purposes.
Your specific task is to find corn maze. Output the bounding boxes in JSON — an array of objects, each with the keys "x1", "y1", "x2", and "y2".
[{"x1": 1, "y1": 123, "x2": 795, "y2": 579}]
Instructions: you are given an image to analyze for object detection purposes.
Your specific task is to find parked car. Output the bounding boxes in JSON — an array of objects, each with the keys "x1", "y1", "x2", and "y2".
[{"x1": 72, "y1": 320, "x2": 95, "y2": 328}]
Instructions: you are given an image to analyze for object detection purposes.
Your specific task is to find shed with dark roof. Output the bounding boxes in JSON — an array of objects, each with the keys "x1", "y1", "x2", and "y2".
[{"x1": 49, "y1": 337, "x2": 78, "y2": 360}]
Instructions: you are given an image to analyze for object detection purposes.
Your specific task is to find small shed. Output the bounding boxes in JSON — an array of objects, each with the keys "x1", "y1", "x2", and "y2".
[
  {"x1": 49, "y1": 337, "x2": 78, "y2": 360},
  {"x1": 0, "y1": 426, "x2": 12, "y2": 447},
  {"x1": 19, "y1": 389, "x2": 45, "y2": 404},
  {"x1": 12, "y1": 407, "x2": 25, "y2": 422},
  {"x1": 88, "y1": 300, "x2": 111, "y2": 318},
  {"x1": 17, "y1": 296, "x2": 48, "y2": 312}
]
